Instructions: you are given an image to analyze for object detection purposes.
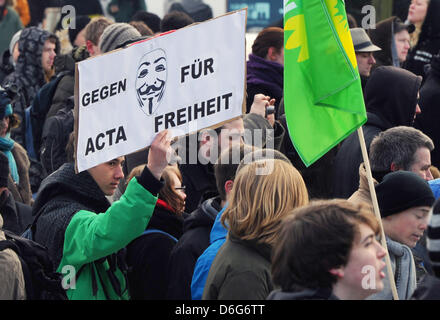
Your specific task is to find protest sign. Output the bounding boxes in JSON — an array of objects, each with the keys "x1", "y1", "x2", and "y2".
[{"x1": 74, "y1": 9, "x2": 247, "y2": 172}]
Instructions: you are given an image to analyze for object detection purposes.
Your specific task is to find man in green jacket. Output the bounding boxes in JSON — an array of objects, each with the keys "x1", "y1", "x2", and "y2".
[{"x1": 33, "y1": 130, "x2": 171, "y2": 300}]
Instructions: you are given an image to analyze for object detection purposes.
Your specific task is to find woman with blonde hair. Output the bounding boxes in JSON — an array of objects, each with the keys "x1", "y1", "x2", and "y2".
[
  {"x1": 404, "y1": 0, "x2": 440, "y2": 78},
  {"x1": 126, "y1": 164, "x2": 187, "y2": 299},
  {"x1": 202, "y1": 156, "x2": 309, "y2": 300}
]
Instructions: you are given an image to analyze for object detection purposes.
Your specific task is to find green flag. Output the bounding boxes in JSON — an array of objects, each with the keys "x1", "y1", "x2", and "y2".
[{"x1": 284, "y1": 0, "x2": 366, "y2": 167}]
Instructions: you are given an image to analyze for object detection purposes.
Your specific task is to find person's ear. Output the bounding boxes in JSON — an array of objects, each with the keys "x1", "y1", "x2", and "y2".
[
  {"x1": 86, "y1": 40, "x2": 95, "y2": 56},
  {"x1": 224, "y1": 180, "x2": 234, "y2": 195},
  {"x1": 390, "y1": 162, "x2": 400, "y2": 172},
  {"x1": 329, "y1": 267, "x2": 345, "y2": 279},
  {"x1": 266, "y1": 47, "x2": 278, "y2": 62}
]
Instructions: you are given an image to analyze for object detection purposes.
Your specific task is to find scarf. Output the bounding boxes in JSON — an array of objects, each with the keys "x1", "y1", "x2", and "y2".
[
  {"x1": 368, "y1": 236, "x2": 417, "y2": 300},
  {"x1": 247, "y1": 53, "x2": 283, "y2": 99},
  {"x1": 0, "y1": 137, "x2": 18, "y2": 184}
]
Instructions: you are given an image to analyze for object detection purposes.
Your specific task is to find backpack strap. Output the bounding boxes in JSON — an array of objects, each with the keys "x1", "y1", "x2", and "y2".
[{"x1": 141, "y1": 229, "x2": 178, "y2": 242}]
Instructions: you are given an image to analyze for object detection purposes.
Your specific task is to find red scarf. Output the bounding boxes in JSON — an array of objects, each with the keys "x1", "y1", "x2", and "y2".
[{"x1": 156, "y1": 198, "x2": 175, "y2": 213}]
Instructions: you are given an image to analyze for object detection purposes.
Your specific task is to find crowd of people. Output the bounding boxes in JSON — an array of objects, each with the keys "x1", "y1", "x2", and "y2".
[{"x1": 0, "y1": 0, "x2": 439, "y2": 301}]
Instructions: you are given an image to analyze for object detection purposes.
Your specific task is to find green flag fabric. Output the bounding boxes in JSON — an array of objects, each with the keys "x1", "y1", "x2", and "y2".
[{"x1": 284, "y1": 0, "x2": 367, "y2": 167}]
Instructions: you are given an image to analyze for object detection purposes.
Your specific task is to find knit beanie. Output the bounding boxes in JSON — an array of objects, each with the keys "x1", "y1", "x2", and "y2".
[
  {"x1": 428, "y1": 199, "x2": 440, "y2": 277},
  {"x1": 68, "y1": 15, "x2": 91, "y2": 45},
  {"x1": 99, "y1": 23, "x2": 141, "y2": 53},
  {"x1": 375, "y1": 171, "x2": 435, "y2": 217},
  {"x1": 0, "y1": 152, "x2": 9, "y2": 188}
]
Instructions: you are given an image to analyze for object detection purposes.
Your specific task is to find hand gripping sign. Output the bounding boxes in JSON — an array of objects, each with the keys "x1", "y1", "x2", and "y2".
[{"x1": 74, "y1": 9, "x2": 247, "y2": 173}]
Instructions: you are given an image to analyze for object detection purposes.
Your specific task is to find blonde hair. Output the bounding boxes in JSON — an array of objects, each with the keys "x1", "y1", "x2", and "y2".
[
  {"x1": 221, "y1": 159, "x2": 309, "y2": 246},
  {"x1": 410, "y1": 0, "x2": 431, "y2": 48}
]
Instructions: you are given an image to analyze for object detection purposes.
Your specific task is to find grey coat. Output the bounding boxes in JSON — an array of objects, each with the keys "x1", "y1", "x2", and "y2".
[{"x1": 0, "y1": 215, "x2": 26, "y2": 300}]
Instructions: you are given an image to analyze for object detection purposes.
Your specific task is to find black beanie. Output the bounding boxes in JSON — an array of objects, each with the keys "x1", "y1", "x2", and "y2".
[
  {"x1": 68, "y1": 15, "x2": 91, "y2": 45},
  {"x1": 0, "y1": 152, "x2": 9, "y2": 188},
  {"x1": 375, "y1": 171, "x2": 435, "y2": 217}
]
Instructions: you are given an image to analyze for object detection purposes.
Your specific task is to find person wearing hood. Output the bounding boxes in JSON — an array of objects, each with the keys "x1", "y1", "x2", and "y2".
[
  {"x1": 404, "y1": 0, "x2": 440, "y2": 78},
  {"x1": 368, "y1": 16, "x2": 414, "y2": 68},
  {"x1": 414, "y1": 53, "x2": 440, "y2": 169},
  {"x1": 166, "y1": 143, "x2": 255, "y2": 300},
  {"x1": 0, "y1": 0, "x2": 22, "y2": 56},
  {"x1": 2, "y1": 26, "x2": 59, "y2": 149},
  {"x1": 369, "y1": 171, "x2": 435, "y2": 300},
  {"x1": 126, "y1": 164, "x2": 187, "y2": 300},
  {"x1": 332, "y1": 66, "x2": 423, "y2": 199},
  {"x1": 268, "y1": 199, "x2": 386, "y2": 300}
]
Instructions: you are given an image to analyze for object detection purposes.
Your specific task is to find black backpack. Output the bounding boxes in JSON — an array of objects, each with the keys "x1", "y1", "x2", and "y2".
[
  {"x1": 26, "y1": 70, "x2": 71, "y2": 160},
  {"x1": 39, "y1": 97, "x2": 74, "y2": 176},
  {"x1": 0, "y1": 230, "x2": 68, "y2": 300}
]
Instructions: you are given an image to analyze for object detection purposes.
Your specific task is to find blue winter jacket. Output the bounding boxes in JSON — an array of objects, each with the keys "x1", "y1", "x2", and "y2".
[{"x1": 191, "y1": 204, "x2": 227, "y2": 300}]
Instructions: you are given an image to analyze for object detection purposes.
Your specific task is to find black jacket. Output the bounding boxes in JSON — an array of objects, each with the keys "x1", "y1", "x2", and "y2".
[
  {"x1": 0, "y1": 50, "x2": 14, "y2": 85},
  {"x1": 411, "y1": 275, "x2": 440, "y2": 300},
  {"x1": 126, "y1": 200, "x2": 185, "y2": 300},
  {"x1": 414, "y1": 56, "x2": 440, "y2": 168},
  {"x1": 0, "y1": 189, "x2": 31, "y2": 235},
  {"x1": 404, "y1": 0, "x2": 440, "y2": 78},
  {"x1": 166, "y1": 196, "x2": 222, "y2": 300},
  {"x1": 332, "y1": 66, "x2": 422, "y2": 198}
]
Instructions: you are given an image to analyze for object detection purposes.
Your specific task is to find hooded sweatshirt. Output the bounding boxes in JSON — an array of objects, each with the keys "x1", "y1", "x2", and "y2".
[
  {"x1": 404, "y1": 0, "x2": 440, "y2": 78},
  {"x1": 332, "y1": 66, "x2": 422, "y2": 198},
  {"x1": 2, "y1": 27, "x2": 53, "y2": 148}
]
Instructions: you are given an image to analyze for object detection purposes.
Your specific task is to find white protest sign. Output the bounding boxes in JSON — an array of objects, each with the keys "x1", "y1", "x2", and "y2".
[{"x1": 75, "y1": 9, "x2": 247, "y2": 172}]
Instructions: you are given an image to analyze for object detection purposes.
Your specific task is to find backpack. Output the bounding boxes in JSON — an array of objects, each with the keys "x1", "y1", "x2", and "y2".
[
  {"x1": 39, "y1": 97, "x2": 74, "y2": 176},
  {"x1": 24, "y1": 71, "x2": 70, "y2": 161},
  {"x1": 0, "y1": 230, "x2": 68, "y2": 300}
]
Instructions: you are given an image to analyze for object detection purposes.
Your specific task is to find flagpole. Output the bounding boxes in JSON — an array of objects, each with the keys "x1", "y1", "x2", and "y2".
[{"x1": 357, "y1": 126, "x2": 399, "y2": 300}]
